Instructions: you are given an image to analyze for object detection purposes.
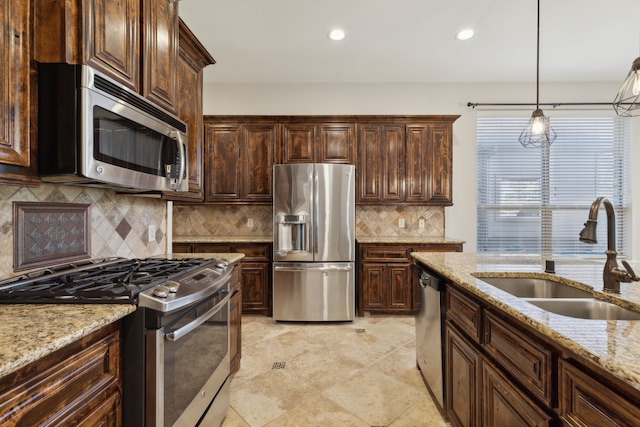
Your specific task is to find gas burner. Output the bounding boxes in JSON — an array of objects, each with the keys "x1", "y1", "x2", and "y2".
[{"x1": 0, "y1": 257, "x2": 219, "y2": 304}]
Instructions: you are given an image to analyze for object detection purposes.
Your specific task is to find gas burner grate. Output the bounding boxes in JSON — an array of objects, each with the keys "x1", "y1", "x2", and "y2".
[{"x1": 0, "y1": 257, "x2": 217, "y2": 304}]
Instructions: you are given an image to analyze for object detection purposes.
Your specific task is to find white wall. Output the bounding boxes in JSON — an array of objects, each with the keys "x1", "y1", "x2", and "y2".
[{"x1": 202, "y1": 82, "x2": 639, "y2": 256}]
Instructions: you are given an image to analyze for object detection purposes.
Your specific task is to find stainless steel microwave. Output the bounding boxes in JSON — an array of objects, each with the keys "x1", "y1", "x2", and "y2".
[{"x1": 38, "y1": 64, "x2": 188, "y2": 193}]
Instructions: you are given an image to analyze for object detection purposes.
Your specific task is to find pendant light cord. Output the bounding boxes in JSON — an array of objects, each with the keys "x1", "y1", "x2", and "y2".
[{"x1": 536, "y1": 0, "x2": 540, "y2": 109}]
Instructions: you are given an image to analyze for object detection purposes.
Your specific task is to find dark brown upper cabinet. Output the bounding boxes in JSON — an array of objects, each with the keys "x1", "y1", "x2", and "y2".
[
  {"x1": 204, "y1": 118, "x2": 278, "y2": 203},
  {"x1": 281, "y1": 121, "x2": 355, "y2": 164},
  {"x1": 36, "y1": 0, "x2": 179, "y2": 113}
]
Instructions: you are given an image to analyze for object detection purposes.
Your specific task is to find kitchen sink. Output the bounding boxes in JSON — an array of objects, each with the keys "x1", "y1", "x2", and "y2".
[
  {"x1": 525, "y1": 298, "x2": 640, "y2": 320},
  {"x1": 476, "y1": 276, "x2": 593, "y2": 299}
]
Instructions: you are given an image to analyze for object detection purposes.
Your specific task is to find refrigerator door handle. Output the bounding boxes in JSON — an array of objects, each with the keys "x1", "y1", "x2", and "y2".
[{"x1": 273, "y1": 265, "x2": 353, "y2": 272}]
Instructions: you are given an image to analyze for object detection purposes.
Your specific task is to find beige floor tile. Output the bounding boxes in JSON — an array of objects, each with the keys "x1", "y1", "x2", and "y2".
[
  {"x1": 229, "y1": 368, "x2": 316, "y2": 426},
  {"x1": 227, "y1": 316, "x2": 448, "y2": 427},
  {"x1": 389, "y1": 394, "x2": 450, "y2": 426},
  {"x1": 264, "y1": 393, "x2": 369, "y2": 427},
  {"x1": 323, "y1": 366, "x2": 424, "y2": 426}
]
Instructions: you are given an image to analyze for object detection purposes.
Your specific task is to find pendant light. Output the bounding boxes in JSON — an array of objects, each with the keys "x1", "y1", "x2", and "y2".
[
  {"x1": 519, "y1": 0, "x2": 556, "y2": 147},
  {"x1": 613, "y1": 57, "x2": 640, "y2": 117}
]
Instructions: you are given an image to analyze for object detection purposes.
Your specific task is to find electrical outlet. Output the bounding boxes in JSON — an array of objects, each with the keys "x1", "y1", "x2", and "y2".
[
  {"x1": 148, "y1": 224, "x2": 156, "y2": 242},
  {"x1": 398, "y1": 218, "x2": 405, "y2": 228},
  {"x1": 419, "y1": 219, "x2": 425, "y2": 229},
  {"x1": 247, "y1": 218, "x2": 254, "y2": 228}
]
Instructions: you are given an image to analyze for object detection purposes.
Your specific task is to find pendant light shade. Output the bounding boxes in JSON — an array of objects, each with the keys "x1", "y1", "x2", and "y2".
[
  {"x1": 519, "y1": 0, "x2": 556, "y2": 148},
  {"x1": 519, "y1": 108, "x2": 557, "y2": 147},
  {"x1": 613, "y1": 57, "x2": 640, "y2": 117}
]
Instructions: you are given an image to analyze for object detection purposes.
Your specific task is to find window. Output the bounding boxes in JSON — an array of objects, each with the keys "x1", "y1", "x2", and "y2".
[{"x1": 477, "y1": 113, "x2": 630, "y2": 256}]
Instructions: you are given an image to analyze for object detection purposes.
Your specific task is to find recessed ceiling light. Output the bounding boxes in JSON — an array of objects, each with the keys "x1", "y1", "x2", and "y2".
[
  {"x1": 456, "y1": 29, "x2": 475, "y2": 41},
  {"x1": 328, "y1": 29, "x2": 346, "y2": 41}
]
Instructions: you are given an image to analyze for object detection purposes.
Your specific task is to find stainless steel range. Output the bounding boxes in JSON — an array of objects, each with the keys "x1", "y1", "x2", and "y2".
[{"x1": 0, "y1": 256, "x2": 233, "y2": 427}]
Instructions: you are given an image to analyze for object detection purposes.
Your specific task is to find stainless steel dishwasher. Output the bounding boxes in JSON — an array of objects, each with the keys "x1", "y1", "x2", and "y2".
[{"x1": 414, "y1": 264, "x2": 444, "y2": 408}]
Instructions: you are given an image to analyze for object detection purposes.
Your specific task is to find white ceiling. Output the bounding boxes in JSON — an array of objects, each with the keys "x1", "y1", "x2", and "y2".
[{"x1": 178, "y1": 0, "x2": 640, "y2": 85}]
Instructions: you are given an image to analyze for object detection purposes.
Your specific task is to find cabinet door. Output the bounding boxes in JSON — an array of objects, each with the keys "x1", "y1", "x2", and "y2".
[
  {"x1": 229, "y1": 288, "x2": 242, "y2": 374},
  {"x1": 357, "y1": 125, "x2": 405, "y2": 203},
  {"x1": 318, "y1": 123, "x2": 355, "y2": 164},
  {"x1": 559, "y1": 359, "x2": 640, "y2": 426},
  {"x1": 243, "y1": 125, "x2": 277, "y2": 201},
  {"x1": 281, "y1": 124, "x2": 316, "y2": 163},
  {"x1": 406, "y1": 123, "x2": 453, "y2": 205},
  {"x1": 0, "y1": 0, "x2": 31, "y2": 168},
  {"x1": 445, "y1": 323, "x2": 480, "y2": 427},
  {"x1": 482, "y1": 358, "x2": 552, "y2": 427},
  {"x1": 387, "y1": 264, "x2": 412, "y2": 310},
  {"x1": 170, "y1": 21, "x2": 214, "y2": 201},
  {"x1": 361, "y1": 263, "x2": 386, "y2": 310},
  {"x1": 82, "y1": 0, "x2": 140, "y2": 91},
  {"x1": 240, "y1": 262, "x2": 270, "y2": 315},
  {"x1": 205, "y1": 125, "x2": 242, "y2": 201},
  {"x1": 142, "y1": 0, "x2": 179, "y2": 112}
]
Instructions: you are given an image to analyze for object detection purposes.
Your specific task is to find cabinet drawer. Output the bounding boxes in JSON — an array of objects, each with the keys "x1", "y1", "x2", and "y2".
[
  {"x1": 445, "y1": 286, "x2": 482, "y2": 344},
  {"x1": 559, "y1": 359, "x2": 640, "y2": 426},
  {"x1": 233, "y1": 243, "x2": 271, "y2": 261},
  {"x1": 484, "y1": 311, "x2": 553, "y2": 406},
  {"x1": 192, "y1": 243, "x2": 271, "y2": 261},
  {"x1": 360, "y1": 245, "x2": 411, "y2": 262},
  {"x1": 482, "y1": 358, "x2": 553, "y2": 426},
  {"x1": 193, "y1": 243, "x2": 234, "y2": 253}
]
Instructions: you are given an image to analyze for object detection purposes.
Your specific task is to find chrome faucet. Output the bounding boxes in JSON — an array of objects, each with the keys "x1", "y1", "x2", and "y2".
[{"x1": 579, "y1": 196, "x2": 640, "y2": 293}]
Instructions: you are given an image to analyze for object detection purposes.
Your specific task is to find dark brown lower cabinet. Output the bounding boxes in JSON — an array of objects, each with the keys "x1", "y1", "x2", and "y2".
[
  {"x1": 559, "y1": 359, "x2": 640, "y2": 426},
  {"x1": 174, "y1": 242, "x2": 272, "y2": 316},
  {"x1": 445, "y1": 322, "x2": 480, "y2": 427},
  {"x1": 482, "y1": 359, "x2": 552, "y2": 427},
  {"x1": 439, "y1": 277, "x2": 640, "y2": 427},
  {"x1": 0, "y1": 322, "x2": 122, "y2": 426},
  {"x1": 358, "y1": 242, "x2": 462, "y2": 315},
  {"x1": 229, "y1": 265, "x2": 242, "y2": 374}
]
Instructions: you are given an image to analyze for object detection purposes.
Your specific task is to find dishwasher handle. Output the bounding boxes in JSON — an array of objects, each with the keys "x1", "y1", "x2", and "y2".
[{"x1": 416, "y1": 268, "x2": 444, "y2": 292}]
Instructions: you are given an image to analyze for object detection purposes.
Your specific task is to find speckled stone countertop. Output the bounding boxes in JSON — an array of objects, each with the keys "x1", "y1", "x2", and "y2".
[
  {"x1": 0, "y1": 304, "x2": 136, "y2": 378},
  {"x1": 0, "y1": 253, "x2": 244, "y2": 380},
  {"x1": 167, "y1": 252, "x2": 245, "y2": 264},
  {"x1": 411, "y1": 252, "x2": 640, "y2": 392},
  {"x1": 173, "y1": 235, "x2": 273, "y2": 243},
  {"x1": 174, "y1": 235, "x2": 465, "y2": 246},
  {"x1": 356, "y1": 236, "x2": 465, "y2": 245}
]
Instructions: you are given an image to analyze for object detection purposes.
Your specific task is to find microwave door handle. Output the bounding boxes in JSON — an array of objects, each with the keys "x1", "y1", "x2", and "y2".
[{"x1": 168, "y1": 131, "x2": 186, "y2": 191}]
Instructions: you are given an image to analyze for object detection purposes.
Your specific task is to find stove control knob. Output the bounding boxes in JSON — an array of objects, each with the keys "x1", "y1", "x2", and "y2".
[
  {"x1": 216, "y1": 260, "x2": 229, "y2": 270},
  {"x1": 165, "y1": 281, "x2": 179, "y2": 293},
  {"x1": 153, "y1": 285, "x2": 170, "y2": 298}
]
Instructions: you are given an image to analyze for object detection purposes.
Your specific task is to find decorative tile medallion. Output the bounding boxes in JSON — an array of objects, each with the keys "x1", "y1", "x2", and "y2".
[{"x1": 13, "y1": 202, "x2": 91, "y2": 271}]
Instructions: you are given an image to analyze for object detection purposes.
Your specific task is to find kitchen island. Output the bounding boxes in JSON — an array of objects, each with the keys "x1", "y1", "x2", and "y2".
[{"x1": 413, "y1": 251, "x2": 640, "y2": 426}]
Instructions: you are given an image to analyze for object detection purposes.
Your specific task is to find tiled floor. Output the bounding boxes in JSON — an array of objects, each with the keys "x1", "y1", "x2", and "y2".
[{"x1": 221, "y1": 315, "x2": 450, "y2": 427}]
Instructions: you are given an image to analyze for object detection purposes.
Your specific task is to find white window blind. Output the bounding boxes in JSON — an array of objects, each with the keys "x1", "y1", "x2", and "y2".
[{"x1": 477, "y1": 114, "x2": 630, "y2": 256}]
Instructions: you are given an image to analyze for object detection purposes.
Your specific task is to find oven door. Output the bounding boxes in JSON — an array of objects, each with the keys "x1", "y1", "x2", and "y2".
[{"x1": 146, "y1": 290, "x2": 231, "y2": 427}]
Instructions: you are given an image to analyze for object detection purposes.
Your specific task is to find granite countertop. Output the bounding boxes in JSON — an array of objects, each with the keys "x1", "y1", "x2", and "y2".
[
  {"x1": 411, "y1": 251, "x2": 640, "y2": 392},
  {"x1": 356, "y1": 236, "x2": 465, "y2": 245},
  {"x1": 0, "y1": 253, "x2": 244, "y2": 379},
  {"x1": 174, "y1": 235, "x2": 465, "y2": 246},
  {"x1": 173, "y1": 235, "x2": 273, "y2": 243},
  {"x1": 167, "y1": 252, "x2": 245, "y2": 264},
  {"x1": 0, "y1": 304, "x2": 136, "y2": 378}
]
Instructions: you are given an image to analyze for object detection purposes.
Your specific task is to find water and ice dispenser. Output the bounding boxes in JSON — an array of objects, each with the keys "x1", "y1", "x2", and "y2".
[{"x1": 276, "y1": 213, "x2": 308, "y2": 255}]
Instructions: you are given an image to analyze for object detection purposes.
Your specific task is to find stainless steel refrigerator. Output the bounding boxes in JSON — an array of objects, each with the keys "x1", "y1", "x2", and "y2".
[{"x1": 272, "y1": 163, "x2": 355, "y2": 321}]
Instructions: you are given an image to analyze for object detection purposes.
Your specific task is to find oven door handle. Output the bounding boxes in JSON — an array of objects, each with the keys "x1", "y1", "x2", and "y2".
[{"x1": 165, "y1": 291, "x2": 231, "y2": 342}]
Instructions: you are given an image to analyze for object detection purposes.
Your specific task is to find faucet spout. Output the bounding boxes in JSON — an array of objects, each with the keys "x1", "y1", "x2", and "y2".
[{"x1": 579, "y1": 197, "x2": 638, "y2": 293}]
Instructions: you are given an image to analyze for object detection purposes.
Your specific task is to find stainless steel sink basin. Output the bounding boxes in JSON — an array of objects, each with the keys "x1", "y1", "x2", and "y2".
[
  {"x1": 476, "y1": 276, "x2": 593, "y2": 299},
  {"x1": 525, "y1": 298, "x2": 640, "y2": 320}
]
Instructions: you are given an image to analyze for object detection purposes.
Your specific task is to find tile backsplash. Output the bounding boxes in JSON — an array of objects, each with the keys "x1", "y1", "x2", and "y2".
[
  {"x1": 172, "y1": 204, "x2": 445, "y2": 238},
  {"x1": 0, "y1": 184, "x2": 167, "y2": 278}
]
